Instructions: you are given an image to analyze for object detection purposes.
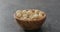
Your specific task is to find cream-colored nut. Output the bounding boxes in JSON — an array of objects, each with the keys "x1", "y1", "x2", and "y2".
[
  {"x1": 39, "y1": 12, "x2": 44, "y2": 18},
  {"x1": 23, "y1": 14, "x2": 27, "y2": 17},
  {"x1": 22, "y1": 10, "x2": 27, "y2": 14},
  {"x1": 16, "y1": 13, "x2": 21, "y2": 18},
  {"x1": 16, "y1": 10, "x2": 21, "y2": 14},
  {"x1": 31, "y1": 14, "x2": 39, "y2": 19},
  {"x1": 16, "y1": 10, "x2": 22, "y2": 17},
  {"x1": 27, "y1": 10, "x2": 33, "y2": 15},
  {"x1": 35, "y1": 9, "x2": 40, "y2": 14}
]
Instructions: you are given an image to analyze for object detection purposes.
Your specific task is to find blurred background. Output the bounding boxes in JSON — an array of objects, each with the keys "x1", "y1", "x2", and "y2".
[{"x1": 0, "y1": 0, "x2": 60, "y2": 32}]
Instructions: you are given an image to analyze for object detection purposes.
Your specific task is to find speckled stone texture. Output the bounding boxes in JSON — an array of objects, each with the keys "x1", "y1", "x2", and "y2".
[{"x1": 0, "y1": 0, "x2": 60, "y2": 32}]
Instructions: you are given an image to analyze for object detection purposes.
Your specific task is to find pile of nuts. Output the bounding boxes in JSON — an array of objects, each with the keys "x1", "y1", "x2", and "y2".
[{"x1": 16, "y1": 9, "x2": 44, "y2": 20}]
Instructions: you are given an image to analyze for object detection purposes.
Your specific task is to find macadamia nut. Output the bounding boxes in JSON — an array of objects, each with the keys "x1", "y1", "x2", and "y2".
[{"x1": 16, "y1": 9, "x2": 45, "y2": 20}]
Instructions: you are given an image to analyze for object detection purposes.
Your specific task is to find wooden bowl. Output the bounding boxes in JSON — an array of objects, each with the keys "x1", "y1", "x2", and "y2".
[{"x1": 14, "y1": 9, "x2": 46, "y2": 30}]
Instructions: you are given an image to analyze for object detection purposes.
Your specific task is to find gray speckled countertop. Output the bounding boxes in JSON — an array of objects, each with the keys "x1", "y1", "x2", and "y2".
[{"x1": 0, "y1": 0, "x2": 60, "y2": 32}]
